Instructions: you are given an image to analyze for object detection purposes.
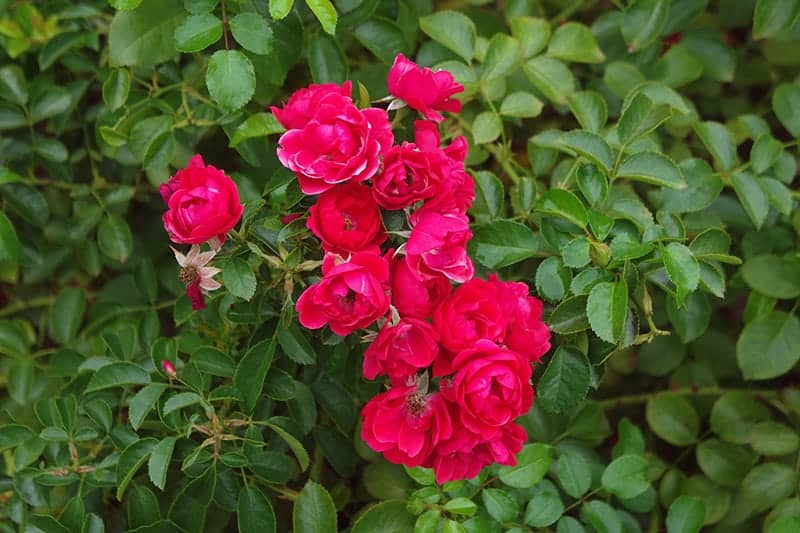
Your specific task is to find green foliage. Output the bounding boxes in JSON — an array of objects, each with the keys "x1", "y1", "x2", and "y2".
[{"x1": 0, "y1": 0, "x2": 799, "y2": 531}]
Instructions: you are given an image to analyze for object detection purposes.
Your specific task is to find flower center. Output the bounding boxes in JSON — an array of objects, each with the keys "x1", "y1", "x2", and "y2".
[
  {"x1": 180, "y1": 266, "x2": 199, "y2": 284},
  {"x1": 406, "y1": 392, "x2": 427, "y2": 415}
]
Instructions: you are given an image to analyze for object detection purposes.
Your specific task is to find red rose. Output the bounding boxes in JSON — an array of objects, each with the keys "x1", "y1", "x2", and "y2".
[
  {"x1": 160, "y1": 155, "x2": 243, "y2": 245},
  {"x1": 296, "y1": 251, "x2": 390, "y2": 336},
  {"x1": 432, "y1": 278, "x2": 505, "y2": 354},
  {"x1": 387, "y1": 54, "x2": 464, "y2": 122},
  {"x1": 277, "y1": 103, "x2": 393, "y2": 195},
  {"x1": 361, "y1": 383, "x2": 452, "y2": 467},
  {"x1": 307, "y1": 182, "x2": 386, "y2": 255},
  {"x1": 271, "y1": 81, "x2": 352, "y2": 130},
  {"x1": 405, "y1": 211, "x2": 474, "y2": 283},
  {"x1": 390, "y1": 256, "x2": 451, "y2": 319},
  {"x1": 442, "y1": 340, "x2": 533, "y2": 435},
  {"x1": 488, "y1": 275, "x2": 552, "y2": 363},
  {"x1": 363, "y1": 318, "x2": 440, "y2": 382}
]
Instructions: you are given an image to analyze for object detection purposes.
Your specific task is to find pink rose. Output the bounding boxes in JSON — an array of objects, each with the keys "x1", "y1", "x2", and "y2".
[
  {"x1": 361, "y1": 384, "x2": 452, "y2": 467},
  {"x1": 405, "y1": 211, "x2": 474, "y2": 283},
  {"x1": 271, "y1": 81, "x2": 352, "y2": 130},
  {"x1": 363, "y1": 318, "x2": 440, "y2": 382},
  {"x1": 390, "y1": 256, "x2": 451, "y2": 319},
  {"x1": 432, "y1": 278, "x2": 505, "y2": 354},
  {"x1": 296, "y1": 251, "x2": 390, "y2": 336},
  {"x1": 277, "y1": 103, "x2": 393, "y2": 195},
  {"x1": 307, "y1": 182, "x2": 386, "y2": 255},
  {"x1": 387, "y1": 54, "x2": 464, "y2": 122},
  {"x1": 442, "y1": 340, "x2": 533, "y2": 435},
  {"x1": 489, "y1": 275, "x2": 551, "y2": 363},
  {"x1": 160, "y1": 155, "x2": 244, "y2": 245}
]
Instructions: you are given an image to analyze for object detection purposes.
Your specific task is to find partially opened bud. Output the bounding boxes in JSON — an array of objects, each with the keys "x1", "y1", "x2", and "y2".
[{"x1": 161, "y1": 359, "x2": 177, "y2": 377}]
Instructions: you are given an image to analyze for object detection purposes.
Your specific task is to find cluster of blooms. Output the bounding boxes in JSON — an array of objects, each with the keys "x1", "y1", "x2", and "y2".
[
  {"x1": 160, "y1": 154, "x2": 244, "y2": 310},
  {"x1": 274, "y1": 54, "x2": 551, "y2": 483}
]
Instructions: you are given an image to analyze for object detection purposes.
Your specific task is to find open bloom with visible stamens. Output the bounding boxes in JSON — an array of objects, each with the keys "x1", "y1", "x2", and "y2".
[{"x1": 172, "y1": 245, "x2": 222, "y2": 310}]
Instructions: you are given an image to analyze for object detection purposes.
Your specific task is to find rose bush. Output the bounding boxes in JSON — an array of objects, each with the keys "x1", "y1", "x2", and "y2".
[{"x1": 1, "y1": 0, "x2": 800, "y2": 532}]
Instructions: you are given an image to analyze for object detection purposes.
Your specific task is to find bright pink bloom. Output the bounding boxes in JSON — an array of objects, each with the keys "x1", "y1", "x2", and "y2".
[
  {"x1": 307, "y1": 182, "x2": 386, "y2": 255},
  {"x1": 361, "y1": 383, "x2": 452, "y2": 467},
  {"x1": 390, "y1": 256, "x2": 451, "y2": 319},
  {"x1": 161, "y1": 359, "x2": 177, "y2": 377},
  {"x1": 277, "y1": 103, "x2": 393, "y2": 195},
  {"x1": 363, "y1": 318, "x2": 440, "y2": 382},
  {"x1": 489, "y1": 275, "x2": 551, "y2": 363},
  {"x1": 405, "y1": 211, "x2": 473, "y2": 283},
  {"x1": 387, "y1": 54, "x2": 464, "y2": 122},
  {"x1": 442, "y1": 340, "x2": 533, "y2": 435},
  {"x1": 296, "y1": 252, "x2": 390, "y2": 336},
  {"x1": 432, "y1": 278, "x2": 505, "y2": 355},
  {"x1": 160, "y1": 155, "x2": 243, "y2": 245},
  {"x1": 270, "y1": 81, "x2": 353, "y2": 130}
]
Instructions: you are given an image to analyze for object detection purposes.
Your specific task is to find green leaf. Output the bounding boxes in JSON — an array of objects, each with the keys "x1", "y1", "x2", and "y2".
[
  {"x1": 693, "y1": 121, "x2": 737, "y2": 171},
  {"x1": 753, "y1": 0, "x2": 800, "y2": 39},
  {"x1": 206, "y1": 50, "x2": 255, "y2": 112},
  {"x1": 652, "y1": 44, "x2": 704, "y2": 88},
  {"x1": 270, "y1": 0, "x2": 295, "y2": 20},
  {"x1": 86, "y1": 362, "x2": 151, "y2": 392},
  {"x1": 737, "y1": 311, "x2": 800, "y2": 380},
  {"x1": 469, "y1": 220, "x2": 539, "y2": 269},
  {"x1": 576, "y1": 164, "x2": 608, "y2": 206},
  {"x1": 168, "y1": 463, "x2": 216, "y2": 532},
  {"x1": 498, "y1": 443, "x2": 553, "y2": 489},
  {"x1": 234, "y1": 339, "x2": 276, "y2": 413},
  {"x1": 646, "y1": 393, "x2": 700, "y2": 446},
  {"x1": 558, "y1": 130, "x2": 613, "y2": 172},
  {"x1": 536, "y1": 257, "x2": 572, "y2": 303},
  {"x1": 238, "y1": 486, "x2": 276, "y2": 533},
  {"x1": 48, "y1": 288, "x2": 87, "y2": 345},
  {"x1": 772, "y1": 83, "x2": 800, "y2": 138},
  {"x1": 0, "y1": 211, "x2": 20, "y2": 271},
  {"x1": 116, "y1": 438, "x2": 157, "y2": 501},
  {"x1": 587, "y1": 279, "x2": 628, "y2": 344},
  {"x1": 98, "y1": 215, "x2": 133, "y2": 263},
  {"x1": 663, "y1": 242, "x2": 700, "y2": 304},
  {"x1": 174, "y1": 13, "x2": 222, "y2": 52},
  {"x1": 230, "y1": 112, "x2": 285, "y2": 147},
  {"x1": 535, "y1": 189, "x2": 588, "y2": 228},
  {"x1": 147, "y1": 436, "x2": 176, "y2": 491},
  {"x1": 556, "y1": 451, "x2": 592, "y2": 498},
  {"x1": 0, "y1": 424, "x2": 35, "y2": 450},
  {"x1": 547, "y1": 22, "x2": 605, "y2": 63},
  {"x1": 2, "y1": 183, "x2": 49, "y2": 227},
  {"x1": 666, "y1": 496, "x2": 705, "y2": 533},
  {"x1": 750, "y1": 421, "x2": 800, "y2": 456},
  {"x1": 472, "y1": 111, "x2": 502, "y2": 144},
  {"x1": 689, "y1": 228, "x2": 740, "y2": 264},
  {"x1": 667, "y1": 292, "x2": 711, "y2": 343},
  {"x1": 278, "y1": 323, "x2": 316, "y2": 364},
  {"x1": 537, "y1": 347, "x2": 591, "y2": 413},
  {"x1": 761, "y1": 177, "x2": 793, "y2": 216},
  {"x1": 567, "y1": 91, "x2": 608, "y2": 133},
  {"x1": 710, "y1": 391, "x2": 770, "y2": 444},
  {"x1": 223, "y1": 257, "x2": 256, "y2": 301},
  {"x1": 750, "y1": 134, "x2": 783, "y2": 174},
  {"x1": 306, "y1": 0, "x2": 338, "y2": 35},
  {"x1": 661, "y1": 159, "x2": 722, "y2": 213},
  {"x1": 8, "y1": 359, "x2": 32, "y2": 404},
  {"x1": 482, "y1": 488, "x2": 519, "y2": 522},
  {"x1": 192, "y1": 346, "x2": 235, "y2": 377},
  {"x1": 580, "y1": 501, "x2": 622, "y2": 533},
  {"x1": 0, "y1": 65, "x2": 28, "y2": 106},
  {"x1": 263, "y1": 421, "x2": 310, "y2": 471},
  {"x1": 308, "y1": 32, "x2": 348, "y2": 84},
  {"x1": 622, "y1": 0, "x2": 671, "y2": 52},
  {"x1": 351, "y1": 500, "x2": 416, "y2": 533},
  {"x1": 163, "y1": 392, "x2": 202, "y2": 415},
  {"x1": 230, "y1": 13, "x2": 273, "y2": 55},
  {"x1": 681, "y1": 30, "x2": 735, "y2": 83},
  {"x1": 293, "y1": 481, "x2": 337, "y2": 533},
  {"x1": 27, "y1": 516, "x2": 70, "y2": 533},
  {"x1": 617, "y1": 152, "x2": 685, "y2": 189},
  {"x1": 741, "y1": 463, "x2": 798, "y2": 513},
  {"x1": 129, "y1": 383, "x2": 167, "y2": 430},
  {"x1": 696, "y1": 439, "x2": 756, "y2": 487},
  {"x1": 549, "y1": 295, "x2": 590, "y2": 334},
  {"x1": 524, "y1": 488, "x2": 564, "y2": 528},
  {"x1": 111, "y1": 0, "x2": 144, "y2": 9},
  {"x1": 482, "y1": 33, "x2": 520, "y2": 80},
  {"x1": 419, "y1": 11, "x2": 475, "y2": 62},
  {"x1": 109, "y1": 0, "x2": 183, "y2": 66},
  {"x1": 184, "y1": 0, "x2": 219, "y2": 14},
  {"x1": 562, "y1": 237, "x2": 591, "y2": 268},
  {"x1": 352, "y1": 18, "x2": 408, "y2": 64},
  {"x1": 512, "y1": 16, "x2": 550, "y2": 58},
  {"x1": 523, "y1": 56, "x2": 575, "y2": 105},
  {"x1": 731, "y1": 172, "x2": 769, "y2": 230},
  {"x1": 29, "y1": 88, "x2": 71, "y2": 123},
  {"x1": 602, "y1": 455, "x2": 650, "y2": 499},
  {"x1": 618, "y1": 92, "x2": 672, "y2": 145},
  {"x1": 500, "y1": 91, "x2": 543, "y2": 118},
  {"x1": 443, "y1": 497, "x2": 477, "y2": 516},
  {"x1": 472, "y1": 171, "x2": 504, "y2": 222},
  {"x1": 741, "y1": 255, "x2": 800, "y2": 299}
]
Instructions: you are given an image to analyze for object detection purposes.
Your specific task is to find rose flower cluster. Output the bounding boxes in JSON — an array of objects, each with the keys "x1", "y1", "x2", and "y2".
[{"x1": 274, "y1": 54, "x2": 551, "y2": 483}]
